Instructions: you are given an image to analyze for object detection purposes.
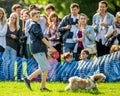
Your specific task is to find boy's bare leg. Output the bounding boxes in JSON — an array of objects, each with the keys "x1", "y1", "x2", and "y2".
[
  {"x1": 28, "y1": 69, "x2": 41, "y2": 81},
  {"x1": 41, "y1": 70, "x2": 48, "y2": 88}
]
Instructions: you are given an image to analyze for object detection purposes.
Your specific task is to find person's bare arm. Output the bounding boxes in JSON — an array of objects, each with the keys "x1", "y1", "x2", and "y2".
[
  {"x1": 42, "y1": 38, "x2": 57, "y2": 52},
  {"x1": 105, "y1": 30, "x2": 117, "y2": 39}
]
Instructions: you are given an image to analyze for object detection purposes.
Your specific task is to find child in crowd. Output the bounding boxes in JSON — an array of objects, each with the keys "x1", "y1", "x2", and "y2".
[
  {"x1": 78, "y1": 49, "x2": 95, "y2": 78},
  {"x1": 79, "y1": 49, "x2": 90, "y2": 61},
  {"x1": 61, "y1": 52, "x2": 73, "y2": 63},
  {"x1": 23, "y1": 10, "x2": 57, "y2": 91},
  {"x1": 59, "y1": 52, "x2": 76, "y2": 81}
]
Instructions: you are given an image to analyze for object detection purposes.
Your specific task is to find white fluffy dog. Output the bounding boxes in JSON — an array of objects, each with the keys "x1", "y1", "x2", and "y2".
[{"x1": 65, "y1": 73, "x2": 106, "y2": 91}]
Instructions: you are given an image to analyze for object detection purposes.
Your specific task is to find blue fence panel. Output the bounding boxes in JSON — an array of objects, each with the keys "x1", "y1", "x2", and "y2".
[{"x1": 0, "y1": 51, "x2": 120, "y2": 82}]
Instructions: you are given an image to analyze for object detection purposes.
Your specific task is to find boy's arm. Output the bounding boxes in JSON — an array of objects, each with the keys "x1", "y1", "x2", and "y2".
[{"x1": 42, "y1": 38, "x2": 57, "y2": 52}]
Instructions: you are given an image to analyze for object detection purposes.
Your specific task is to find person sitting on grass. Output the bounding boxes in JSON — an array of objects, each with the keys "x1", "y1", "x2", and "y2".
[
  {"x1": 58, "y1": 52, "x2": 76, "y2": 82},
  {"x1": 23, "y1": 10, "x2": 57, "y2": 91},
  {"x1": 79, "y1": 49, "x2": 90, "y2": 61},
  {"x1": 61, "y1": 52, "x2": 73, "y2": 63}
]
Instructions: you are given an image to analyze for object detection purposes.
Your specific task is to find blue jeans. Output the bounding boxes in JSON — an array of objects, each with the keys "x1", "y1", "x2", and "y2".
[
  {"x1": 16, "y1": 57, "x2": 23, "y2": 81},
  {"x1": 0, "y1": 52, "x2": 3, "y2": 80},
  {"x1": 63, "y1": 43, "x2": 76, "y2": 53},
  {"x1": 0, "y1": 46, "x2": 5, "y2": 80},
  {"x1": 2, "y1": 46, "x2": 16, "y2": 80}
]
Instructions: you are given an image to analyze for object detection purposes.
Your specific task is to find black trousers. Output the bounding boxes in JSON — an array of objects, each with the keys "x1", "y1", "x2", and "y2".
[
  {"x1": 96, "y1": 40, "x2": 110, "y2": 57},
  {"x1": 0, "y1": 45, "x2": 5, "y2": 52}
]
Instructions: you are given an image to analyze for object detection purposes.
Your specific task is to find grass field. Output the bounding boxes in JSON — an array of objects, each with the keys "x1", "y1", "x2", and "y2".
[{"x1": 0, "y1": 81, "x2": 120, "y2": 96}]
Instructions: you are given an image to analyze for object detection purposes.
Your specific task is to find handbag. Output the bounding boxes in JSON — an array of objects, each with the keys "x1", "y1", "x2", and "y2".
[{"x1": 84, "y1": 43, "x2": 97, "y2": 54}]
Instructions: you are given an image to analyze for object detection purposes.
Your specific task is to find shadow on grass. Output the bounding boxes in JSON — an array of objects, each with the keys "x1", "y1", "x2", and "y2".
[
  {"x1": 58, "y1": 90, "x2": 65, "y2": 92},
  {"x1": 58, "y1": 89, "x2": 104, "y2": 95},
  {"x1": 73, "y1": 90, "x2": 103, "y2": 95}
]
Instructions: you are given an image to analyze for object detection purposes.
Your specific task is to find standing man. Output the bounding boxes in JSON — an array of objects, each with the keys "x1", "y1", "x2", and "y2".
[
  {"x1": 45, "y1": 4, "x2": 55, "y2": 16},
  {"x1": 58, "y1": 3, "x2": 80, "y2": 59},
  {"x1": 45, "y1": 4, "x2": 62, "y2": 22}
]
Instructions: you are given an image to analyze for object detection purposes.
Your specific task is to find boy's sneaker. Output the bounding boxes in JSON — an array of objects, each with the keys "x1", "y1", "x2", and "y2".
[{"x1": 23, "y1": 75, "x2": 32, "y2": 90}]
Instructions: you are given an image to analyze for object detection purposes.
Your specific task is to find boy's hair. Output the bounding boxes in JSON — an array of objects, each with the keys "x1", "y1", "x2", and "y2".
[
  {"x1": 110, "y1": 45, "x2": 120, "y2": 53},
  {"x1": 70, "y1": 3, "x2": 80, "y2": 9},
  {"x1": 30, "y1": 10, "x2": 40, "y2": 17},
  {"x1": 12, "y1": 4, "x2": 21, "y2": 12},
  {"x1": 45, "y1": 4, "x2": 55, "y2": 11},
  {"x1": 62, "y1": 52, "x2": 73, "y2": 60}
]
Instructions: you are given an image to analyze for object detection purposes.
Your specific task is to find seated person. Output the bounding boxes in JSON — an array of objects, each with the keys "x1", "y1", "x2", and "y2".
[
  {"x1": 57, "y1": 52, "x2": 75, "y2": 81},
  {"x1": 79, "y1": 49, "x2": 90, "y2": 61},
  {"x1": 61, "y1": 52, "x2": 73, "y2": 63}
]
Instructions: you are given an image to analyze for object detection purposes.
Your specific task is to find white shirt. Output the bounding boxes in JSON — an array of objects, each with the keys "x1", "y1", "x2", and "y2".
[
  {"x1": 71, "y1": 14, "x2": 79, "y2": 22},
  {"x1": 0, "y1": 21, "x2": 7, "y2": 49}
]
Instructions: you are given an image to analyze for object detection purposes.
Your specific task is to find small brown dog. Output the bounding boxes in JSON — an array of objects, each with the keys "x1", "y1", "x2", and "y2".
[
  {"x1": 65, "y1": 73, "x2": 106, "y2": 91},
  {"x1": 110, "y1": 45, "x2": 120, "y2": 53}
]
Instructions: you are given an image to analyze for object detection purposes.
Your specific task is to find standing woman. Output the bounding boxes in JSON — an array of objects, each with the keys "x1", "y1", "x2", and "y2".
[
  {"x1": 73, "y1": 13, "x2": 96, "y2": 60},
  {"x1": 47, "y1": 12, "x2": 61, "y2": 61},
  {"x1": 20, "y1": 10, "x2": 30, "y2": 58},
  {"x1": 2, "y1": 12, "x2": 21, "y2": 81},
  {"x1": 92, "y1": 1, "x2": 114, "y2": 57},
  {"x1": 17, "y1": 10, "x2": 30, "y2": 81},
  {"x1": 0, "y1": 8, "x2": 7, "y2": 80}
]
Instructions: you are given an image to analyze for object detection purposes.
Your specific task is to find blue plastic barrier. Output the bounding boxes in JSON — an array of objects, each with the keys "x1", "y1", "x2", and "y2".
[{"x1": 0, "y1": 51, "x2": 120, "y2": 82}]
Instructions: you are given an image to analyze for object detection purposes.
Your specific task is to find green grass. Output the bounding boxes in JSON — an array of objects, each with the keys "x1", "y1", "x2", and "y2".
[{"x1": 0, "y1": 81, "x2": 120, "y2": 96}]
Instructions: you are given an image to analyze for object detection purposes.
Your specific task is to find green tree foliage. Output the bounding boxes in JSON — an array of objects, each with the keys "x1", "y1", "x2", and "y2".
[
  {"x1": 24, "y1": 0, "x2": 99, "y2": 24},
  {"x1": 1, "y1": 0, "x2": 120, "y2": 21},
  {"x1": 0, "y1": 0, "x2": 20, "y2": 17},
  {"x1": 105, "y1": 0, "x2": 120, "y2": 15},
  {"x1": 24, "y1": 0, "x2": 120, "y2": 24}
]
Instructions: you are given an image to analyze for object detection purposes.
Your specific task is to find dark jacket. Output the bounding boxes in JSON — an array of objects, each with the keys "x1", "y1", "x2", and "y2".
[
  {"x1": 58, "y1": 14, "x2": 78, "y2": 42},
  {"x1": 58, "y1": 14, "x2": 71, "y2": 34},
  {"x1": 29, "y1": 21, "x2": 47, "y2": 54},
  {"x1": 58, "y1": 14, "x2": 71, "y2": 43}
]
